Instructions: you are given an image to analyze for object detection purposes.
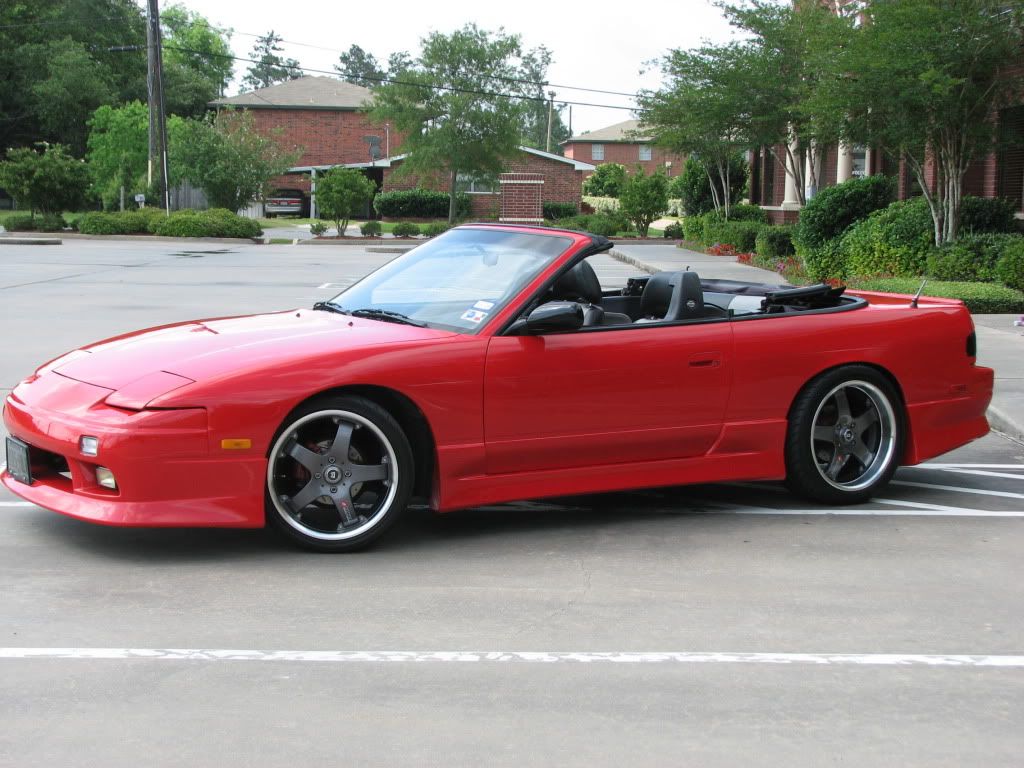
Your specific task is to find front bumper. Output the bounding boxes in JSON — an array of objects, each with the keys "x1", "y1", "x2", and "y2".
[{"x1": 2, "y1": 375, "x2": 265, "y2": 527}]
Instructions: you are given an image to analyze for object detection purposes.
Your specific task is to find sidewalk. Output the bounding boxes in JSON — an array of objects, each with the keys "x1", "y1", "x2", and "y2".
[{"x1": 611, "y1": 242, "x2": 1024, "y2": 445}]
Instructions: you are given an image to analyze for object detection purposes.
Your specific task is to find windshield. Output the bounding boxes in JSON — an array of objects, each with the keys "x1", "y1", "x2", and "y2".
[{"x1": 327, "y1": 228, "x2": 573, "y2": 333}]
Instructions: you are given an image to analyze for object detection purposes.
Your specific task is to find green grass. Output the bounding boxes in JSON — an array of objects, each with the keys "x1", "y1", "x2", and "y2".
[
  {"x1": 267, "y1": 237, "x2": 294, "y2": 244},
  {"x1": 848, "y1": 277, "x2": 1024, "y2": 313},
  {"x1": 258, "y1": 217, "x2": 317, "y2": 229}
]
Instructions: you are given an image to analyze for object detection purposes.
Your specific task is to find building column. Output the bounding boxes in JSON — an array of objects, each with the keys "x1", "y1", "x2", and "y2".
[
  {"x1": 782, "y1": 136, "x2": 801, "y2": 208},
  {"x1": 836, "y1": 143, "x2": 854, "y2": 184},
  {"x1": 309, "y1": 168, "x2": 318, "y2": 220}
]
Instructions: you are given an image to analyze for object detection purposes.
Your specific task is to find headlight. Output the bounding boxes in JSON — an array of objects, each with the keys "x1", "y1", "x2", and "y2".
[{"x1": 105, "y1": 371, "x2": 195, "y2": 410}]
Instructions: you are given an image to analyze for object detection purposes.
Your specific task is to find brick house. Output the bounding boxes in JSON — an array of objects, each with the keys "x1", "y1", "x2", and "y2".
[
  {"x1": 377, "y1": 147, "x2": 595, "y2": 219},
  {"x1": 211, "y1": 76, "x2": 402, "y2": 196},
  {"x1": 562, "y1": 119, "x2": 686, "y2": 178},
  {"x1": 212, "y1": 76, "x2": 593, "y2": 220}
]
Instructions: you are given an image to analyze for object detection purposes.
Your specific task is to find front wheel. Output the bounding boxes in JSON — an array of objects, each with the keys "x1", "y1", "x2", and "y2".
[
  {"x1": 265, "y1": 396, "x2": 413, "y2": 552},
  {"x1": 785, "y1": 366, "x2": 904, "y2": 505}
]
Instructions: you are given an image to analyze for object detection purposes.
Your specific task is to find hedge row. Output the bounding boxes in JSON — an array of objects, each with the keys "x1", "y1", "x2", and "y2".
[
  {"x1": 2, "y1": 213, "x2": 68, "y2": 232},
  {"x1": 373, "y1": 189, "x2": 471, "y2": 219},
  {"x1": 850, "y1": 278, "x2": 1024, "y2": 314},
  {"x1": 78, "y1": 208, "x2": 262, "y2": 238}
]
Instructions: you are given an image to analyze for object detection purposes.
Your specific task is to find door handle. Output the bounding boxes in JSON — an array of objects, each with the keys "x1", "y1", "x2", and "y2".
[{"x1": 689, "y1": 353, "x2": 721, "y2": 368}]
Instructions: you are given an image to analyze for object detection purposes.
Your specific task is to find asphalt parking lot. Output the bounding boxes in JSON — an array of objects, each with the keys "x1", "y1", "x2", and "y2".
[{"x1": 1, "y1": 239, "x2": 1023, "y2": 767}]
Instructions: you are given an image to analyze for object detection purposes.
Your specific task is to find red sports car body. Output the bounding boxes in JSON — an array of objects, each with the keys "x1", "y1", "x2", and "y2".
[{"x1": 3, "y1": 224, "x2": 993, "y2": 551}]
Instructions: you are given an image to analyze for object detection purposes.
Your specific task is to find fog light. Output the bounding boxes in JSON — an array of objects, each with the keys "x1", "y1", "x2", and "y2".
[
  {"x1": 79, "y1": 436, "x2": 99, "y2": 456},
  {"x1": 95, "y1": 467, "x2": 117, "y2": 490}
]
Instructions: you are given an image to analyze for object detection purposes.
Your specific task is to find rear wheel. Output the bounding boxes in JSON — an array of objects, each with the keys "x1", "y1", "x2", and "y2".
[
  {"x1": 265, "y1": 396, "x2": 413, "y2": 552},
  {"x1": 785, "y1": 366, "x2": 903, "y2": 505}
]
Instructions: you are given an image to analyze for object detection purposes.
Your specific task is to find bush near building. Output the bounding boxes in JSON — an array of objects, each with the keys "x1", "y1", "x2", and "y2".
[
  {"x1": 373, "y1": 189, "x2": 470, "y2": 219},
  {"x1": 77, "y1": 208, "x2": 261, "y2": 238}
]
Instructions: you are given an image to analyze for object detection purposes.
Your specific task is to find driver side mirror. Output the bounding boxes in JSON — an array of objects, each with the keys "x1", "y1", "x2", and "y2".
[{"x1": 510, "y1": 301, "x2": 584, "y2": 335}]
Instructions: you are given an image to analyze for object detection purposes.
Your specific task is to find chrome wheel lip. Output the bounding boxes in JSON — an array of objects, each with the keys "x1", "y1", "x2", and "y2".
[
  {"x1": 267, "y1": 409, "x2": 398, "y2": 541},
  {"x1": 810, "y1": 380, "x2": 897, "y2": 492}
]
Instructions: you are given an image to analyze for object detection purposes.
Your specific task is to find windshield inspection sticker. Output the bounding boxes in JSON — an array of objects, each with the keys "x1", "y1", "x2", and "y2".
[
  {"x1": 460, "y1": 309, "x2": 488, "y2": 325},
  {"x1": 473, "y1": 300, "x2": 495, "y2": 311}
]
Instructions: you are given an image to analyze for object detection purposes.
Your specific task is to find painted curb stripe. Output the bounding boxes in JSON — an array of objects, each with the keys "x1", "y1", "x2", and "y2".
[{"x1": 1, "y1": 648, "x2": 1023, "y2": 667}]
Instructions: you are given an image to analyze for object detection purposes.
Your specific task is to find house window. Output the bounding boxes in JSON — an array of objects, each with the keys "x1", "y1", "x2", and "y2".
[
  {"x1": 638, "y1": 145, "x2": 652, "y2": 161},
  {"x1": 591, "y1": 144, "x2": 605, "y2": 161},
  {"x1": 455, "y1": 173, "x2": 497, "y2": 194},
  {"x1": 851, "y1": 146, "x2": 867, "y2": 177}
]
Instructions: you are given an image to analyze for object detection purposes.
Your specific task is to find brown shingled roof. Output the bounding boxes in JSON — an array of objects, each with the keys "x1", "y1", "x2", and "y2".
[
  {"x1": 563, "y1": 119, "x2": 650, "y2": 144},
  {"x1": 211, "y1": 75, "x2": 373, "y2": 110}
]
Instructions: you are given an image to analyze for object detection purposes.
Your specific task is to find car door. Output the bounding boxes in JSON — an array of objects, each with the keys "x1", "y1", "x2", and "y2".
[{"x1": 483, "y1": 320, "x2": 733, "y2": 475}]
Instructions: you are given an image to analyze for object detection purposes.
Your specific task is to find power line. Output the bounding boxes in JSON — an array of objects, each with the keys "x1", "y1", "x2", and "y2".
[{"x1": 143, "y1": 44, "x2": 638, "y2": 112}]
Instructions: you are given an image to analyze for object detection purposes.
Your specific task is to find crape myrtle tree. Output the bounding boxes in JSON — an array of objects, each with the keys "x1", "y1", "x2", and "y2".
[
  {"x1": 809, "y1": 0, "x2": 1024, "y2": 245},
  {"x1": 369, "y1": 24, "x2": 537, "y2": 224},
  {"x1": 618, "y1": 168, "x2": 669, "y2": 237},
  {"x1": 0, "y1": 143, "x2": 91, "y2": 215},
  {"x1": 639, "y1": 42, "x2": 754, "y2": 219}
]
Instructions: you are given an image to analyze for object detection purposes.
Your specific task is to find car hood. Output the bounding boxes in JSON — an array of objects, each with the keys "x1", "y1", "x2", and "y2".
[{"x1": 49, "y1": 309, "x2": 456, "y2": 391}]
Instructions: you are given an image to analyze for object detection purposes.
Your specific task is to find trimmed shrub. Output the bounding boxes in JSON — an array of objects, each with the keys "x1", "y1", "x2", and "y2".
[
  {"x1": 35, "y1": 213, "x2": 67, "y2": 232},
  {"x1": 803, "y1": 240, "x2": 848, "y2": 282},
  {"x1": 850, "y1": 277, "x2": 1024, "y2": 314},
  {"x1": 423, "y1": 222, "x2": 450, "y2": 237},
  {"x1": 682, "y1": 215, "x2": 705, "y2": 241},
  {"x1": 309, "y1": 221, "x2": 328, "y2": 236},
  {"x1": 77, "y1": 207, "x2": 166, "y2": 235},
  {"x1": 702, "y1": 220, "x2": 762, "y2": 252},
  {"x1": 960, "y1": 196, "x2": 1017, "y2": 234},
  {"x1": 151, "y1": 209, "x2": 262, "y2": 238},
  {"x1": 663, "y1": 221, "x2": 684, "y2": 239},
  {"x1": 391, "y1": 221, "x2": 421, "y2": 238},
  {"x1": 793, "y1": 175, "x2": 895, "y2": 252},
  {"x1": 755, "y1": 225, "x2": 795, "y2": 261},
  {"x1": 703, "y1": 203, "x2": 769, "y2": 224},
  {"x1": 995, "y1": 238, "x2": 1024, "y2": 291},
  {"x1": 359, "y1": 220, "x2": 381, "y2": 237},
  {"x1": 542, "y1": 201, "x2": 578, "y2": 221},
  {"x1": 926, "y1": 233, "x2": 1021, "y2": 283},
  {"x1": 581, "y1": 195, "x2": 619, "y2": 214},
  {"x1": 839, "y1": 198, "x2": 934, "y2": 278},
  {"x1": 3, "y1": 214, "x2": 37, "y2": 231},
  {"x1": 373, "y1": 189, "x2": 470, "y2": 219},
  {"x1": 560, "y1": 214, "x2": 621, "y2": 238}
]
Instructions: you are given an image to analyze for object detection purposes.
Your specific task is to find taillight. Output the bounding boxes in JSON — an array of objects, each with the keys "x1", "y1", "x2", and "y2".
[{"x1": 966, "y1": 331, "x2": 976, "y2": 358}]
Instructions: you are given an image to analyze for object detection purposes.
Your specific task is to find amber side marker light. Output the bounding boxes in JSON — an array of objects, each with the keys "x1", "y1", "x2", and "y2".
[{"x1": 221, "y1": 438, "x2": 252, "y2": 450}]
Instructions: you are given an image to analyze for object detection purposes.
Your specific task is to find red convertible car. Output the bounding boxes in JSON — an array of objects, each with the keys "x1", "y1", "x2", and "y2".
[{"x1": 3, "y1": 224, "x2": 993, "y2": 551}]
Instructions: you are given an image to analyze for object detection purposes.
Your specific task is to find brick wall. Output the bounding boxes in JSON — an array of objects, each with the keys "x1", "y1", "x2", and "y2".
[
  {"x1": 499, "y1": 173, "x2": 544, "y2": 223},
  {"x1": 563, "y1": 142, "x2": 685, "y2": 177}
]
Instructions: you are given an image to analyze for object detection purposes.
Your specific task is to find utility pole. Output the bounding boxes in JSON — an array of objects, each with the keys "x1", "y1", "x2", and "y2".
[
  {"x1": 545, "y1": 90, "x2": 555, "y2": 153},
  {"x1": 146, "y1": 0, "x2": 171, "y2": 213}
]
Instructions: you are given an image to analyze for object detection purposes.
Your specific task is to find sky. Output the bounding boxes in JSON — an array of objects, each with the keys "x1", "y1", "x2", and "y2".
[{"x1": 172, "y1": 0, "x2": 738, "y2": 136}]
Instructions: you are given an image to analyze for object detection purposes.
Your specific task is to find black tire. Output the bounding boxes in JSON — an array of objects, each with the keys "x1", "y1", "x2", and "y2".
[
  {"x1": 265, "y1": 395, "x2": 414, "y2": 552},
  {"x1": 785, "y1": 365, "x2": 904, "y2": 505}
]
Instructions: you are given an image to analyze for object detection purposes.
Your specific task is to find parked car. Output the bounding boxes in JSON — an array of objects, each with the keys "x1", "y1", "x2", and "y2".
[
  {"x1": 3, "y1": 225, "x2": 993, "y2": 552},
  {"x1": 264, "y1": 188, "x2": 308, "y2": 218}
]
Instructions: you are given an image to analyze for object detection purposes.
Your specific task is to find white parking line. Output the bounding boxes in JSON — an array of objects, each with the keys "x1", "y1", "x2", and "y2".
[
  {"x1": 920, "y1": 463, "x2": 1024, "y2": 469},
  {"x1": 928, "y1": 468, "x2": 1024, "y2": 481},
  {"x1": 705, "y1": 500, "x2": 1024, "y2": 517},
  {"x1": 891, "y1": 480, "x2": 1024, "y2": 500},
  {"x1": 1, "y1": 647, "x2": 1022, "y2": 667},
  {"x1": 0, "y1": 501, "x2": 34, "y2": 507}
]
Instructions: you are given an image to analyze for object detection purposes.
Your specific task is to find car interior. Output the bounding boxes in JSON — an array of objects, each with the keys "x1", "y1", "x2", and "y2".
[{"x1": 538, "y1": 257, "x2": 854, "y2": 328}]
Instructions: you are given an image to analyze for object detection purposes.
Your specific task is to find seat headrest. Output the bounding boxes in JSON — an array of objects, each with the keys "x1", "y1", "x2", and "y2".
[
  {"x1": 639, "y1": 271, "x2": 704, "y2": 321},
  {"x1": 552, "y1": 259, "x2": 602, "y2": 304}
]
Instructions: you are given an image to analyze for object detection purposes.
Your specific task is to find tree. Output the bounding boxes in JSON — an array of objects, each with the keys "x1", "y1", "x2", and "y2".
[
  {"x1": 810, "y1": 0, "x2": 1024, "y2": 245},
  {"x1": 582, "y1": 163, "x2": 627, "y2": 198},
  {"x1": 335, "y1": 45, "x2": 385, "y2": 87},
  {"x1": 242, "y1": 31, "x2": 301, "y2": 91},
  {"x1": 0, "y1": 143, "x2": 90, "y2": 214},
  {"x1": 619, "y1": 169, "x2": 669, "y2": 237},
  {"x1": 172, "y1": 110, "x2": 300, "y2": 211},
  {"x1": 315, "y1": 168, "x2": 376, "y2": 236},
  {"x1": 517, "y1": 46, "x2": 570, "y2": 152},
  {"x1": 671, "y1": 154, "x2": 748, "y2": 216},
  {"x1": 369, "y1": 24, "x2": 534, "y2": 224},
  {"x1": 161, "y1": 4, "x2": 234, "y2": 117},
  {"x1": 639, "y1": 43, "x2": 754, "y2": 219}
]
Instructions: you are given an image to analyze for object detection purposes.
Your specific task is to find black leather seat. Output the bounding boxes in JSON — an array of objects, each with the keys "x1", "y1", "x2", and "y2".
[
  {"x1": 551, "y1": 260, "x2": 632, "y2": 327},
  {"x1": 635, "y1": 271, "x2": 704, "y2": 323}
]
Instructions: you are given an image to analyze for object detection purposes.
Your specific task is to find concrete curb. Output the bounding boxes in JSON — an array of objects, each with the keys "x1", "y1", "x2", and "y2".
[
  {"x1": 0, "y1": 233, "x2": 260, "y2": 244},
  {"x1": 987, "y1": 403, "x2": 1024, "y2": 445},
  {"x1": 611, "y1": 247, "x2": 1021, "y2": 443},
  {"x1": 297, "y1": 238, "x2": 422, "y2": 246},
  {"x1": 609, "y1": 248, "x2": 658, "y2": 274},
  {"x1": 0, "y1": 237, "x2": 61, "y2": 245}
]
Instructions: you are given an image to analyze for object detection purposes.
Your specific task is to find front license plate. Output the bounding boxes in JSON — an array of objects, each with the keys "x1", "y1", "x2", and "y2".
[{"x1": 5, "y1": 436, "x2": 32, "y2": 485}]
